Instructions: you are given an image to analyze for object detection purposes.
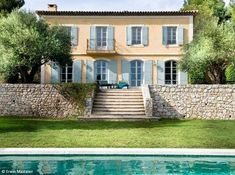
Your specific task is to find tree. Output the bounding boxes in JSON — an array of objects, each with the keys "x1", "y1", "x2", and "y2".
[
  {"x1": 179, "y1": 19, "x2": 235, "y2": 84},
  {"x1": 181, "y1": 0, "x2": 235, "y2": 84},
  {"x1": 230, "y1": 0, "x2": 235, "y2": 22},
  {"x1": 182, "y1": 0, "x2": 229, "y2": 32},
  {"x1": 0, "y1": 0, "x2": 24, "y2": 14},
  {"x1": 0, "y1": 10, "x2": 72, "y2": 83}
]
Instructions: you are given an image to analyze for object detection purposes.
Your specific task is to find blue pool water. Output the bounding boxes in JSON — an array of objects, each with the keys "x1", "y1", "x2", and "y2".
[{"x1": 0, "y1": 155, "x2": 235, "y2": 175}]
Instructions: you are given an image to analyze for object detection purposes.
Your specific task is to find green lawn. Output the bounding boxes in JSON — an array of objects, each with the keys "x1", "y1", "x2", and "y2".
[{"x1": 0, "y1": 117, "x2": 235, "y2": 148}]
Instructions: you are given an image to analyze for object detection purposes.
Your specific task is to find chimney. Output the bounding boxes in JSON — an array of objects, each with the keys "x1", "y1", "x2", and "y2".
[{"x1": 48, "y1": 4, "x2": 57, "y2": 11}]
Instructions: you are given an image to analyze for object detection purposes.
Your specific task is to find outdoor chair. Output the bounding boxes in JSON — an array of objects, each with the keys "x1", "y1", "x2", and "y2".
[
  {"x1": 116, "y1": 81, "x2": 129, "y2": 89},
  {"x1": 97, "y1": 80, "x2": 114, "y2": 89}
]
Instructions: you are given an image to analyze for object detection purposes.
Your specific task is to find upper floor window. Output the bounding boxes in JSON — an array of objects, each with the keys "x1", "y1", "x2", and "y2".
[
  {"x1": 162, "y1": 26, "x2": 184, "y2": 46},
  {"x1": 165, "y1": 61, "x2": 177, "y2": 84},
  {"x1": 64, "y1": 26, "x2": 78, "y2": 46},
  {"x1": 61, "y1": 64, "x2": 73, "y2": 83},
  {"x1": 89, "y1": 26, "x2": 114, "y2": 51},
  {"x1": 167, "y1": 27, "x2": 177, "y2": 45},
  {"x1": 127, "y1": 26, "x2": 148, "y2": 46},
  {"x1": 131, "y1": 27, "x2": 142, "y2": 45},
  {"x1": 96, "y1": 26, "x2": 107, "y2": 48}
]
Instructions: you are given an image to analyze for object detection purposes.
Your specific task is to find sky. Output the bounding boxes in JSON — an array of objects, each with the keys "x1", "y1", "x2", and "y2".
[{"x1": 22, "y1": 0, "x2": 231, "y2": 12}]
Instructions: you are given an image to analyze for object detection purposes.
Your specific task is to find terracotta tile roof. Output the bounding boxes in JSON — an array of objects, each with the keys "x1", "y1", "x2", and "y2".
[{"x1": 36, "y1": 10, "x2": 198, "y2": 16}]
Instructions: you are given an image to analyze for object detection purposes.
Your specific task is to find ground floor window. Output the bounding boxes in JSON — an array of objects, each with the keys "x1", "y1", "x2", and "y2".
[
  {"x1": 95, "y1": 60, "x2": 108, "y2": 81},
  {"x1": 165, "y1": 60, "x2": 177, "y2": 84},
  {"x1": 61, "y1": 64, "x2": 73, "y2": 83},
  {"x1": 130, "y1": 60, "x2": 143, "y2": 87}
]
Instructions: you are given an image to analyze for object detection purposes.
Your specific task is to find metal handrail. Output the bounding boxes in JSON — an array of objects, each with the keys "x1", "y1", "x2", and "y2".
[{"x1": 87, "y1": 39, "x2": 115, "y2": 51}]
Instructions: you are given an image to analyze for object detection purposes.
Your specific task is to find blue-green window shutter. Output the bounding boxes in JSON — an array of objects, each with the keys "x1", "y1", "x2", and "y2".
[
  {"x1": 178, "y1": 26, "x2": 184, "y2": 45},
  {"x1": 86, "y1": 60, "x2": 94, "y2": 83},
  {"x1": 162, "y1": 26, "x2": 168, "y2": 45},
  {"x1": 179, "y1": 71, "x2": 188, "y2": 85},
  {"x1": 126, "y1": 26, "x2": 132, "y2": 46},
  {"x1": 71, "y1": 26, "x2": 78, "y2": 46},
  {"x1": 122, "y1": 59, "x2": 130, "y2": 83},
  {"x1": 144, "y1": 60, "x2": 152, "y2": 85},
  {"x1": 107, "y1": 26, "x2": 114, "y2": 50},
  {"x1": 90, "y1": 26, "x2": 96, "y2": 50},
  {"x1": 142, "y1": 26, "x2": 149, "y2": 46},
  {"x1": 51, "y1": 62, "x2": 60, "y2": 83},
  {"x1": 109, "y1": 60, "x2": 117, "y2": 84},
  {"x1": 73, "y1": 60, "x2": 81, "y2": 83},
  {"x1": 157, "y1": 60, "x2": 165, "y2": 85}
]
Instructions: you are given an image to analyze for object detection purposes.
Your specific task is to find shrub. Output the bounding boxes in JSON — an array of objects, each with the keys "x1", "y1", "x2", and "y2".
[
  {"x1": 56, "y1": 83, "x2": 97, "y2": 116},
  {"x1": 225, "y1": 65, "x2": 235, "y2": 83},
  {"x1": 189, "y1": 68, "x2": 207, "y2": 84}
]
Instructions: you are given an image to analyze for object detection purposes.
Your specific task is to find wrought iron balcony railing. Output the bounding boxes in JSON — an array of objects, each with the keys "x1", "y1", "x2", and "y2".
[{"x1": 87, "y1": 39, "x2": 116, "y2": 54}]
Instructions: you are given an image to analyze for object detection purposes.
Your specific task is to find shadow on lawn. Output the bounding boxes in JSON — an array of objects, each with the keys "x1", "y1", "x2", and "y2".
[{"x1": 0, "y1": 117, "x2": 190, "y2": 133}]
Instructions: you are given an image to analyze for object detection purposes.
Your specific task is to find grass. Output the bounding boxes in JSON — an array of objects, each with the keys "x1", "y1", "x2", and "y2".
[{"x1": 0, "y1": 117, "x2": 235, "y2": 148}]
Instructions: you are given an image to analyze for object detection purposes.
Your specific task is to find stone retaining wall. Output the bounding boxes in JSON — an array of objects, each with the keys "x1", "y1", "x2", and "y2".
[
  {"x1": 0, "y1": 84, "x2": 78, "y2": 117},
  {"x1": 150, "y1": 85, "x2": 235, "y2": 119},
  {"x1": 1, "y1": 84, "x2": 234, "y2": 119}
]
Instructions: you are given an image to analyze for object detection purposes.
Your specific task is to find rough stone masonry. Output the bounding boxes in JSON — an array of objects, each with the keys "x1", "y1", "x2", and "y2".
[
  {"x1": 0, "y1": 84, "x2": 235, "y2": 119},
  {"x1": 0, "y1": 84, "x2": 77, "y2": 117},
  {"x1": 150, "y1": 85, "x2": 235, "y2": 119}
]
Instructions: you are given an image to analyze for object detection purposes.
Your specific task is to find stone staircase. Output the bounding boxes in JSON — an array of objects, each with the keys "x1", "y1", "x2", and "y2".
[{"x1": 91, "y1": 89, "x2": 148, "y2": 120}]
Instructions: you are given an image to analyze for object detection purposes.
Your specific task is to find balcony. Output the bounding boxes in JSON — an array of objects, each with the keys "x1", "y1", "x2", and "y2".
[{"x1": 87, "y1": 39, "x2": 116, "y2": 55}]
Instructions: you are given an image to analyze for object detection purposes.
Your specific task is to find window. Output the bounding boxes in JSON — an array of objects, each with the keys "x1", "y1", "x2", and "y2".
[
  {"x1": 165, "y1": 61, "x2": 177, "y2": 84},
  {"x1": 96, "y1": 60, "x2": 108, "y2": 81},
  {"x1": 131, "y1": 27, "x2": 142, "y2": 45},
  {"x1": 167, "y1": 27, "x2": 177, "y2": 45},
  {"x1": 64, "y1": 26, "x2": 78, "y2": 46},
  {"x1": 61, "y1": 64, "x2": 73, "y2": 83},
  {"x1": 96, "y1": 26, "x2": 107, "y2": 48},
  {"x1": 130, "y1": 60, "x2": 143, "y2": 87}
]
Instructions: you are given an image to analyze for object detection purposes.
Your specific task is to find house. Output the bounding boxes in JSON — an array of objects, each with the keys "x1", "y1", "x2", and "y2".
[{"x1": 37, "y1": 4, "x2": 196, "y2": 87}]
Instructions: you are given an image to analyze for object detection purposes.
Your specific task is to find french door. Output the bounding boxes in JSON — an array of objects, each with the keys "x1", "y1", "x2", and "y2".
[
  {"x1": 96, "y1": 60, "x2": 108, "y2": 81},
  {"x1": 130, "y1": 60, "x2": 143, "y2": 87},
  {"x1": 96, "y1": 27, "x2": 107, "y2": 49}
]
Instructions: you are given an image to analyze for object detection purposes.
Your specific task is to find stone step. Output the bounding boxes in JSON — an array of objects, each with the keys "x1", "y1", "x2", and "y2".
[
  {"x1": 93, "y1": 101, "x2": 144, "y2": 105},
  {"x1": 92, "y1": 111, "x2": 146, "y2": 115},
  {"x1": 97, "y1": 92, "x2": 142, "y2": 96},
  {"x1": 94, "y1": 98, "x2": 143, "y2": 102},
  {"x1": 79, "y1": 116, "x2": 159, "y2": 122},
  {"x1": 93, "y1": 108, "x2": 145, "y2": 112},
  {"x1": 95, "y1": 95, "x2": 143, "y2": 99},
  {"x1": 93, "y1": 104, "x2": 144, "y2": 108},
  {"x1": 100, "y1": 89, "x2": 141, "y2": 93},
  {"x1": 89, "y1": 115, "x2": 147, "y2": 118}
]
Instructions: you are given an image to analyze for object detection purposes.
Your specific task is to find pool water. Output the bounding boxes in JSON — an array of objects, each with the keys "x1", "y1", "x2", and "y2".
[{"x1": 0, "y1": 155, "x2": 235, "y2": 175}]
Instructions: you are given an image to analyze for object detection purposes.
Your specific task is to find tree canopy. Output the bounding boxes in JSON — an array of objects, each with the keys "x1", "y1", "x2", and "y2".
[
  {"x1": 0, "y1": 0, "x2": 24, "y2": 14},
  {"x1": 180, "y1": 0, "x2": 235, "y2": 84},
  {"x1": 180, "y1": 19, "x2": 235, "y2": 84},
  {"x1": 182, "y1": 0, "x2": 229, "y2": 31},
  {"x1": 0, "y1": 11, "x2": 72, "y2": 83},
  {"x1": 230, "y1": 0, "x2": 235, "y2": 21}
]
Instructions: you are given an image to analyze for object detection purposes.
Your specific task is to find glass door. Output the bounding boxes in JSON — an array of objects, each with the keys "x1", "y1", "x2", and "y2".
[
  {"x1": 96, "y1": 60, "x2": 108, "y2": 81},
  {"x1": 130, "y1": 60, "x2": 143, "y2": 87},
  {"x1": 96, "y1": 27, "x2": 107, "y2": 50}
]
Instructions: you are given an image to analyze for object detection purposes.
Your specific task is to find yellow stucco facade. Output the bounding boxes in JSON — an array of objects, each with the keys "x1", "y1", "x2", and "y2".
[{"x1": 38, "y1": 8, "x2": 194, "y2": 86}]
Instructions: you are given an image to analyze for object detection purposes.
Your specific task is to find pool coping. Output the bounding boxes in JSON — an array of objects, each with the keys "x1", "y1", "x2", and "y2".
[{"x1": 0, "y1": 148, "x2": 235, "y2": 156}]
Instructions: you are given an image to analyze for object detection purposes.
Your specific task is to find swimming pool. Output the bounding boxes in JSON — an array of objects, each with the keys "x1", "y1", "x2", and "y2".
[{"x1": 1, "y1": 155, "x2": 235, "y2": 175}]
